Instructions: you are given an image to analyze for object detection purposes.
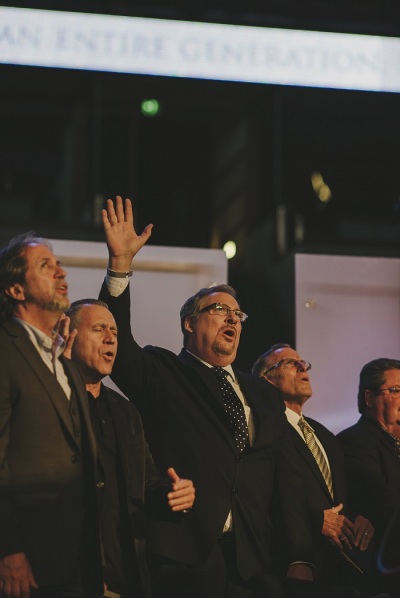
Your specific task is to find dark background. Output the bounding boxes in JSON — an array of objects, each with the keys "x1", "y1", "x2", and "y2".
[{"x1": 1, "y1": 0, "x2": 400, "y2": 369}]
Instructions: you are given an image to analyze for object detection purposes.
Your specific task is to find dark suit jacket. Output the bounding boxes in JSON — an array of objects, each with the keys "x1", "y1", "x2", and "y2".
[
  {"x1": 289, "y1": 416, "x2": 347, "y2": 535},
  {"x1": 100, "y1": 283, "x2": 314, "y2": 581},
  {"x1": 285, "y1": 415, "x2": 349, "y2": 582},
  {"x1": 337, "y1": 415, "x2": 400, "y2": 535},
  {"x1": 96, "y1": 385, "x2": 177, "y2": 597},
  {"x1": 0, "y1": 318, "x2": 101, "y2": 589}
]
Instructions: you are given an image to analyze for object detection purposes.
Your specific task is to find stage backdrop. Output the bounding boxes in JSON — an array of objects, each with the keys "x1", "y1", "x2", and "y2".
[{"x1": 296, "y1": 253, "x2": 400, "y2": 434}]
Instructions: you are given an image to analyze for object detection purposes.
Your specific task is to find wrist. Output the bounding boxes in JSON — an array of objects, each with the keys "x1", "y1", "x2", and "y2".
[{"x1": 107, "y1": 267, "x2": 133, "y2": 279}]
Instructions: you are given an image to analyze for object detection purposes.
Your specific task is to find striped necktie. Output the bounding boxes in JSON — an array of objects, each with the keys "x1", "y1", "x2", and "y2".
[
  {"x1": 213, "y1": 366, "x2": 249, "y2": 452},
  {"x1": 298, "y1": 416, "x2": 334, "y2": 500}
]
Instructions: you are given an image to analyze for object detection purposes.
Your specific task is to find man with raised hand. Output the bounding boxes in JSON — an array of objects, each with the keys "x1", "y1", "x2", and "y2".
[{"x1": 98, "y1": 196, "x2": 316, "y2": 598}]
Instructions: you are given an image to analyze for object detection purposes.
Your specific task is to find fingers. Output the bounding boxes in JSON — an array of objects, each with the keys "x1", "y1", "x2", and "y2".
[
  {"x1": 167, "y1": 467, "x2": 180, "y2": 486},
  {"x1": 141, "y1": 223, "x2": 154, "y2": 242},
  {"x1": 323, "y1": 508, "x2": 355, "y2": 550},
  {"x1": 331, "y1": 503, "x2": 343, "y2": 515},
  {"x1": 0, "y1": 553, "x2": 38, "y2": 598},
  {"x1": 166, "y1": 468, "x2": 195, "y2": 512},
  {"x1": 353, "y1": 515, "x2": 375, "y2": 550},
  {"x1": 167, "y1": 478, "x2": 195, "y2": 511},
  {"x1": 104, "y1": 196, "x2": 132, "y2": 224},
  {"x1": 63, "y1": 328, "x2": 77, "y2": 360}
]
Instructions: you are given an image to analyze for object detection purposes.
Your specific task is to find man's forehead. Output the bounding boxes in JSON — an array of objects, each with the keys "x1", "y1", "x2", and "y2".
[
  {"x1": 272, "y1": 348, "x2": 299, "y2": 362},
  {"x1": 25, "y1": 243, "x2": 56, "y2": 261},
  {"x1": 202, "y1": 292, "x2": 239, "y2": 308},
  {"x1": 383, "y1": 369, "x2": 400, "y2": 383},
  {"x1": 81, "y1": 305, "x2": 116, "y2": 326}
]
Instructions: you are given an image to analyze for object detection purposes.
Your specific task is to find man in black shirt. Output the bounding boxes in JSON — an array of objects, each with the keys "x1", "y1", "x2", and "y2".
[{"x1": 65, "y1": 299, "x2": 195, "y2": 598}]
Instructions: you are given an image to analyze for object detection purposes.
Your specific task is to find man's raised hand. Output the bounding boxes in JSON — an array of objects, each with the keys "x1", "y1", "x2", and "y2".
[{"x1": 102, "y1": 196, "x2": 153, "y2": 272}]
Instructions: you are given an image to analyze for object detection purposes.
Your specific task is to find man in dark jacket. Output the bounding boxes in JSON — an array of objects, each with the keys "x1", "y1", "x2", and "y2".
[
  {"x1": 66, "y1": 299, "x2": 195, "y2": 598},
  {"x1": 337, "y1": 357, "x2": 400, "y2": 596},
  {"x1": 253, "y1": 344, "x2": 374, "y2": 596},
  {"x1": 0, "y1": 233, "x2": 102, "y2": 598},
  {"x1": 97, "y1": 196, "x2": 317, "y2": 598}
]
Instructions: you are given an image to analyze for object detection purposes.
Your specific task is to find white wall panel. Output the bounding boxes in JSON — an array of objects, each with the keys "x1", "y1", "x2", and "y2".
[{"x1": 296, "y1": 254, "x2": 400, "y2": 433}]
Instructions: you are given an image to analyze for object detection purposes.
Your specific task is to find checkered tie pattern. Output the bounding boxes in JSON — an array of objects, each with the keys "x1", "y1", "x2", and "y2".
[
  {"x1": 298, "y1": 416, "x2": 334, "y2": 500},
  {"x1": 213, "y1": 366, "x2": 249, "y2": 452}
]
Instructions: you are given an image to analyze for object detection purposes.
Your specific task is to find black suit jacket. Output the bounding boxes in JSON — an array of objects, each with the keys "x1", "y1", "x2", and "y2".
[
  {"x1": 100, "y1": 283, "x2": 314, "y2": 581},
  {"x1": 96, "y1": 385, "x2": 176, "y2": 597},
  {"x1": 337, "y1": 415, "x2": 400, "y2": 535},
  {"x1": 289, "y1": 416, "x2": 348, "y2": 534},
  {"x1": 285, "y1": 415, "x2": 350, "y2": 582},
  {"x1": 0, "y1": 318, "x2": 101, "y2": 588}
]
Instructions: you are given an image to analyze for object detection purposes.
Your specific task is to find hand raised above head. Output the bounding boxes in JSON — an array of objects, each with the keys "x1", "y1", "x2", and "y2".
[{"x1": 101, "y1": 196, "x2": 153, "y2": 271}]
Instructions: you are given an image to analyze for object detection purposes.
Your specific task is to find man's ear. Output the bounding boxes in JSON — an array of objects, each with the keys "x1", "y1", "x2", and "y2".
[
  {"x1": 5, "y1": 283, "x2": 25, "y2": 302},
  {"x1": 364, "y1": 389, "x2": 374, "y2": 409},
  {"x1": 263, "y1": 373, "x2": 279, "y2": 389},
  {"x1": 184, "y1": 316, "x2": 194, "y2": 334}
]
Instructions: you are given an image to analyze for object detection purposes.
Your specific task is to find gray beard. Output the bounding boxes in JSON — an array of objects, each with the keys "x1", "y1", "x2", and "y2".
[{"x1": 25, "y1": 292, "x2": 70, "y2": 313}]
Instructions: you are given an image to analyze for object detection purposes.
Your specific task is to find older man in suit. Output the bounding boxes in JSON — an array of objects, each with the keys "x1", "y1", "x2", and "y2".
[
  {"x1": 337, "y1": 358, "x2": 400, "y2": 596},
  {"x1": 65, "y1": 298, "x2": 195, "y2": 598},
  {"x1": 0, "y1": 233, "x2": 102, "y2": 598},
  {"x1": 252, "y1": 344, "x2": 374, "y2": 595},
  {"x1": 97, "y1": 197, "x2": 318, "y2": 598}
]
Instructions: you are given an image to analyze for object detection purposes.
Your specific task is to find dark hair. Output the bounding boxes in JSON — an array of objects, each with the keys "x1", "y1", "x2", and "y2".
[
  {"x1": 251, "y1": 343, "x2": 291, "y2": 377},
  {"x1": 358, "y1": 358, "x2": 400, "y2": 413},
  {"x1": 65, "y1": 298, "x2": 109, "y2": 330},
  {"x1": 0, "y1": 232, "x2": 51, "y2": 324},
  {"x1": 179, "y1": 283, "x2": 238, "y2": 347}
]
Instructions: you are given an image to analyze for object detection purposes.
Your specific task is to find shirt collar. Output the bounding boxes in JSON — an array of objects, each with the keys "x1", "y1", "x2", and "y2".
[
  {"x1": 285, "y1": 406, "x2": 303, "y2": 427},
  {"x1": 14, "y1": 316, "x2": 66, "y2": 358},
  {"x1": 185, "y1": 349, "x2": 236, "y2": 382}
]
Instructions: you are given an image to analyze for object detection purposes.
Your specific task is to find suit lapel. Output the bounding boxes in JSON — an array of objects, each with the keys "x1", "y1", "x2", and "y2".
[
  {"x1": 6, "y1": 319, "x2": 82, "y2": 450},
  {"x1": 290, "y1": 422, "x2": 333, "y2": 501},
  {"x1": 177, "y1": 350, "x2": 237, "y2": 448},
  {"x1": 311, "y1": 421, "x2": 346, "y2": 503},
  {"x1": 62, "y1": 356, "x2": 97, "y2": 460},
  {"x1": 361, "y1": 416, "x2": 400, "y2": 464}
]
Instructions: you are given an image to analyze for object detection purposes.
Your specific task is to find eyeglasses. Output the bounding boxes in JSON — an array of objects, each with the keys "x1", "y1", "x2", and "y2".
[
  {"x1": 263, "y1": 358, "x2": 312, "y2": 376},
  {"x1": 198, "y1": 302, "x2": 248, "y2": 323},
  {"x1": 374, "y1": 386, "x2": 400, "y2": 396}
]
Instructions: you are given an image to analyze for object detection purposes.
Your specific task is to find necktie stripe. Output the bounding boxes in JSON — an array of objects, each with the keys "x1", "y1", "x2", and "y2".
[{"x1": 298, "y1": 416, "x2": 334, "y2": 500}]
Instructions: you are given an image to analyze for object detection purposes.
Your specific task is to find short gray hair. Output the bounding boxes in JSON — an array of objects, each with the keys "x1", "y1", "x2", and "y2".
[{"x1": 252, "y1": 343, "x2": 291, "y2": 377}]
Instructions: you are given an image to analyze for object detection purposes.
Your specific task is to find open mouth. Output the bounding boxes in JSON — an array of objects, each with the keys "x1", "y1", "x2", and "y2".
[
  {"x1": 56, "y1": 284, "x2": 68, "y2": 293},
  {"x1": 221, "y1": 327, "x2": 236, "y2": 341}
]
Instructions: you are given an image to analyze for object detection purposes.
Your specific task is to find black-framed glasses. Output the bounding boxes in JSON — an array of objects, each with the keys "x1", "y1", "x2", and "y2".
[
  {"x1": 198, "y1": 302, "x2": 248, "y2": 323},
  {"x1": 263, "y1": 358, "x2": 312, "y2": 376},
  {"x1": 374, "y1": 386, "x2": 400, "y2": 396}
]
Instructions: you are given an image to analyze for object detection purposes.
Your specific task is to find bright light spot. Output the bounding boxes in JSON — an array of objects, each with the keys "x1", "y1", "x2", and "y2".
[
  {"x1": 141, "y1": 99, "x2": 160, "y2": 116},
  {"x1": 311, "y1": 171, "x2": 332, "y2": 203},
  {"x1": 311, "y1": 172, "x2": 324, "y2": 191},
  {"x1": 223, "y1": 241, "x2": 236, "y2": 259},
  {"x1": 318, "y1": 184, "x2": 332, "y2": 203}
]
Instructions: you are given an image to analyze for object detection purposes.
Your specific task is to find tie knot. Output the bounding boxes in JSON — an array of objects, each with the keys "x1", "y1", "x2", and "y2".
[
  {"x1": 213, "y1": 366, "x2": 227, "y2": 377},
  {"x1": 298, "y1": 416, "x2": 312, "y2": 432}
]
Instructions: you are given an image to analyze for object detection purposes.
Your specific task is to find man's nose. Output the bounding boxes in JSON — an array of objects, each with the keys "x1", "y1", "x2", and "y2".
[
  {"x1": 226, "y1": 309, "x2": 239, "y2": 323},
  {"x1": 56, "y1": 265, "x2": 67, "y2": 278},
  {"x1": 104, "y1": 330, "x2": 116, "y2": 343}
]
